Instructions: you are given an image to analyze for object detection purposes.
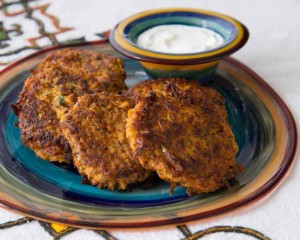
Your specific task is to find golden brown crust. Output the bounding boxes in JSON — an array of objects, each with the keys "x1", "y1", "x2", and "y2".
[
  {"x1": 12, "y1": 72, "x2": 73, "y2": 162},
  {"x1": 14, "y1": 48, "x2": 126, "y2": 162},
  {"x1": 126, "y1": 78, "x2": 239, "y2": 195},
  {"x1": 61, "y1": 92, "x2": 152, "y2": 190},
  {"x1": 15, "y1": 97, "x2": 73, "y2": 162},
  {"x1": 125, "y1": 78, "x2": 223, "y2": 105},
  {"x1": 38, "y1": 48, "x2": 126, "y2": 92}
]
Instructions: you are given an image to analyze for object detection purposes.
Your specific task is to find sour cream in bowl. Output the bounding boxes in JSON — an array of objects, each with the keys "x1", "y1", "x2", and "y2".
[
  {"x1": 110, "y1": 8, "x2": 249, "y2": 82},
  {"x1": 137, "y1": 24, "x2": 224, "y2": 54}
]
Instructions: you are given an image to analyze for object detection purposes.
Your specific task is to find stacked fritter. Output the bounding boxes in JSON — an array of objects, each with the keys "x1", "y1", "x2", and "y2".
[
  {"x1": 14, "y1": 49, "x2": 240, "y2": 194},
  {"x1": 13, "y1": 49, "x2": 126, "y2": 163},
  {"x1": 126, "y1": 78, "x2": 240, "y2": 195},
  {"x1": 61, "y1": 93, "x2": 151, "y2": 190}
]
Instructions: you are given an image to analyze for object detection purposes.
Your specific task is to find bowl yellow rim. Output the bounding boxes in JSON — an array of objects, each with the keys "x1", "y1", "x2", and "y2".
[{"x1": 111, "y1": 8, "x2": 249, "y2": 62}]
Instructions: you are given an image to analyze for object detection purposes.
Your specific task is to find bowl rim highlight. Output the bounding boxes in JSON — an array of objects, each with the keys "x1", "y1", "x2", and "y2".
[{"x1": 109, "y1": 8, "x2": 249, "y2": 65}]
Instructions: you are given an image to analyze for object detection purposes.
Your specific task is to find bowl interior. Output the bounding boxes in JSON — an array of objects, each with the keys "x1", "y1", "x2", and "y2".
[{"x1": 124, "y1": 11, "x2": 238, "y2": 53}]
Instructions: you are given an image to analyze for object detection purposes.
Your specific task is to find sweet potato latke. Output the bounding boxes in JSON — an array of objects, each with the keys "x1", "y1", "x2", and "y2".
[
  {"x1": 13, "y1": 48, "x2": 240, "y2": 194},
  {"x1": 61, "y1": 93, "x2": 152, "y2": 190},
  {"x1": 12, "y1": 48, "x2": 126, "y2": 162},
  {"x1": 126, "y1": 78, "x2": 240, "y2": 195}
]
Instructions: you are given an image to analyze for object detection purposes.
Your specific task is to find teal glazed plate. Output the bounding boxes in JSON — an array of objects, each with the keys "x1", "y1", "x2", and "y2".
[{"x1": 0, "y1": 40, "x2": 297, "y2": 229}]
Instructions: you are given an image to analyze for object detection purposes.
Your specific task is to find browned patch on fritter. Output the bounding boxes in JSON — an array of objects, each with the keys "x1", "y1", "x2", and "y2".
[
  {"x1": 13, "y1": 48, "x2": 126, "y2": 162},
  {"x1": 38, "y1": 48, "x2": 126, "y2": 93},
  {"x1": 61, "y1": 93, "x2": 152, "y2": 190},
  {"x1": 125, "y1": 78, "x2": 223, "y2": 106},
  {"x1": 126, "y1": 78, "x2": 240, "y2": 195},
  {"x1": 15, "y1": 97, "x2": 73, "y2": 162}
]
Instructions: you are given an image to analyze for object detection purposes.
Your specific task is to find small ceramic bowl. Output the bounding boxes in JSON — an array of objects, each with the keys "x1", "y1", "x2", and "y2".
[{"x1": 110, "y1": 8, "x2": 249, "y2": 82}]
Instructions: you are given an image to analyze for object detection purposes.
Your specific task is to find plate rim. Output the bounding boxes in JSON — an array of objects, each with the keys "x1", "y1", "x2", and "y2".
[{"x1": 0, "y1": 40, "x2": 297, "y2": 229}]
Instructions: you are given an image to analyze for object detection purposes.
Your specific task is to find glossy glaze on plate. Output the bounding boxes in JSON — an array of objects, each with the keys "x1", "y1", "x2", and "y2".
[{"x1": 0, "y1": 41, "x2": 297, "y2": 228}]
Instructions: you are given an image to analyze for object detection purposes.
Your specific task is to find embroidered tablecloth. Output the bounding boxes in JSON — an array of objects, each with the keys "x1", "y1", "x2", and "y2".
[{"x1": 0, "y1": 0, "x2": 299, "y2": 239}]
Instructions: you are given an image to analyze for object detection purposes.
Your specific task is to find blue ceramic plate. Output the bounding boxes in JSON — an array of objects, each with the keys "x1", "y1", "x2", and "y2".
[{"x1": 0, "y1": 41, "x2": 297, "y2": 228}]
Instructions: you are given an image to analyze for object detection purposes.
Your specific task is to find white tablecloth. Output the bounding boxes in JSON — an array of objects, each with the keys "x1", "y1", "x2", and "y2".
[{"x1": 0, "y1": 0, "x2": 299, "y2": 239}]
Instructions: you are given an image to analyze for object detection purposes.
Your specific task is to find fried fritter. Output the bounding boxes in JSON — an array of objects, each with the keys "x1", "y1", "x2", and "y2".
[
  {"x1": 126, "y1": 78, "x2": 240, "y2": 195},
  {"x1": 13, "y1": 49, "x2": 126, "y2": 162},
  {"x1": 13, "y1": 97, "x2": 72, "y2": 162},
  {"x1": 35, "y1": 48, "x2": 126, "y2": 119},
  {"x1": 12, "y1": 73, "x2": 73, "y2": 162},
  {"x1": 61, "y1": 93, "x2": 152, "y2": 190}
]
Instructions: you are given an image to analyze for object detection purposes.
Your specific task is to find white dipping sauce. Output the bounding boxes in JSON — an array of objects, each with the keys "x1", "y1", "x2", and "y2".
[{"x1": 137, "y1": 24, "x2": 224, "y2": 54}]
